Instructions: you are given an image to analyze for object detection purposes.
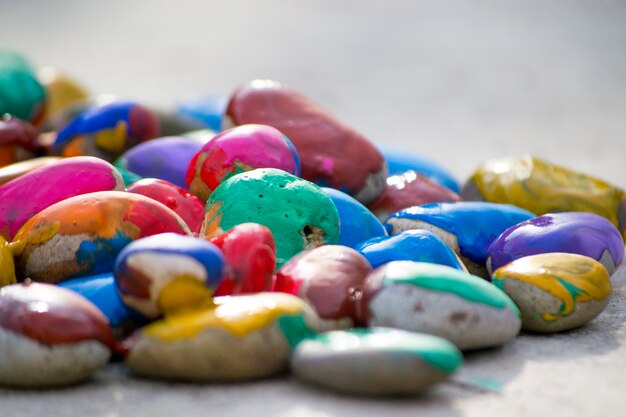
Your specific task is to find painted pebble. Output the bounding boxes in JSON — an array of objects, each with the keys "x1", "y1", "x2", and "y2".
[
  {"x1": 115, "y1": 233, "x2": 224, "y2": 319},
  {"x1": 274, "y1": 245, "x2": 372, "y2": 327},
  {"x1": 127, "y1": 178, "x2": 205, "y2": 234},
  {"x1": 461, "y1": 155, "x2": 626, "y2": 238},
  {"x1": 201, "y1": 168, "x2": 340, "y2": 268},
  {"x1": 492, "y1": 253, "x2": 612, "y2": 333},
  {"x1": 115, "y1": 135, "x2": 206, "y2": 189},
  {"x1": 53, "y1": 100, "x2": 160, "y2": 161},
  {"x1": 0, "y1": 236, "x2": 16, "y2": 287},
  {"x1": 225, "y1": 80, "x2": 387, "y2": 204},
  {"x1": 487, "y1": 212, "x2": 625, "y2": 275},
  {"x1": 322, "y1": 187, "x2": 387, "y2": 249},
  {"x1": 59, "y1": 273, "x2": 145, "y2": 339},
  {"x1": 385, "y1": 202, "x2": 535, "y2": 277},
  {"x1": 356, "y1": 230, "x2": 467, "y2": 271},
  {"x1": 0, "y1": 156, "x2": 62, "y2": 186},
  {"x1": 368, "y1": 171, "x2": 461, "y2": 221},
  {"x1": 0, "y1": 156, "x2": 125, "y2": 240},
  {"x1": 0, "y1": 114, "x2": 44, "y2": 167},
  {"x1": 292, "y1": 328, "x2": 462, "y2": 395},
  {"x1": 186, "y1": 124, "x2": 300, "y2": 201},
  {"x1": 0, "y1": 282, "x2": 115, "y2": 387},
  {"x1": 210, "y1": 223, "x2": 276, "y2": 295},
  {"x1": 177, "y1": 94, "x2": 228, "y2": 132},
  {"x1": 0, "y1": 51, "x2": 46, "y2": 124},
  {"x1": 37, "y1": 66, "x2": 89, "y2": 121},
  {"x1": 125, "y1": 292, "x2": 321, "y2": 381},
  {"x1": 358, "y1": 261, "x2": 521, "y2": 350},
  {"x1": 12, "y1": 191, "x2": 191, "y2": 283}
]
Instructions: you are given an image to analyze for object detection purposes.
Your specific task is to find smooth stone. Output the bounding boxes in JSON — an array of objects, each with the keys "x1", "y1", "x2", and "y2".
[
  {"x1": 59, "y1": 273, "x2": 145, "y2": 338},
  {"x1": 0, "y1": 282, "x2": 115, "y2": 387},
  {"x1": 0, "y1": 51, "x2": 46, "y2": 124},
  {"x1": 53, "y1": 100, "x2": 161, "y2": 161},
  {"x1": 292, "y1": 328, "x2": 462, "y2": 395},
  {"x1": 127, "y1": 178, "x2": 205, "y2": 234},
  {"x1": 356, "y1": 229, "x2": 467, "y2": 271},
  {"x1": 115, "y1": 135, "x2": 206, "y2": 189},
  {"x1": 0, "y1": 236, "x2": 16, "y2": 287},
  {"x1": 125, "y1": 292, "x2": 322, "y2": 381},
  {"x1": 225, "y1": 79, "x2": 387, "y2": 204},
  {"x1": 177, "y1": 94, "x2": 228, "y2": 132},
  {"x1": 186, "y1": 124, "x2": 301, "y2": 201},
  {"x1": 202, "y1": 168, "x2": 340, "y2": 268},
  {"x1": 461, "y1": 155, "x2": 626, "y2": 238},
  {"x1": 0, "y1": 156, "x2": 62, "y2": 186},
  {"x1": 210, "y1": 223, "x2": 276, "y2": 295},
  {"x1": 322, "y1": 187, "x2": 387, "y2": 249},
  {"x1": 0, "y1": 114, "x2": 43, "y2": 167},
  {"x1": 379, "y1": 146, "x2": 460, "y2": 192},
  {"x1": 358, "y1": 261, "x2": 521, "y2": 350},
  {"x1": 0, "y1": 156, "x2": 125, "y2": 240},
  {"x1": 368, "y1": 171, "x2": 462, "y2": 221},
  {"x1": 12, "y1": 191, "x2": 191, "y2": 283},
  {"x1": 37, "y1": 66, "x2": 89, "y2": 121},
  {"x1": 487, "y1": 212, "x2": 625, "y2": 275},
  {"x1": 492, "y1": 253, "x2": 612, "y2": 332},
  {"x1": 274, "y1": 245, "x2": 372, "y2": 327},
  {"x1": 385, "y1": 202, "x2": 535, "y2": 277}
]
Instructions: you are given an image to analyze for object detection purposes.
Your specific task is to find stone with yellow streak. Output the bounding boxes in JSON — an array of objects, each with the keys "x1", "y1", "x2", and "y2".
[{"x1": 492, "y1": 253, "x2": 612, "y2": 333}]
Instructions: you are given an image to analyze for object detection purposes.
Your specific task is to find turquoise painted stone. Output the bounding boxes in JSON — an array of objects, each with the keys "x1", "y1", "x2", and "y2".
[
  {"x1": 356, "y1": 229, "x2": 467, "y2": 271},
  {"x1": 0, "y1": 51, "x2": 46, "y2": 124},
  {"x1": 359, "y1": 261, "x2": 521, "y2": 350},
  {"x1": 291, "y1": 327, "x2": 462, "y2": 395}
]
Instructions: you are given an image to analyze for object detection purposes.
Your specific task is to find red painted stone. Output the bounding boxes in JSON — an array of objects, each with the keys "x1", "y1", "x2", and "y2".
[
  {"x1": 0, "y1": 115, "x2": 43, "y2": 167},
  {"x1": 210, "y1": 223, "x2": 276, "y2": 295}
]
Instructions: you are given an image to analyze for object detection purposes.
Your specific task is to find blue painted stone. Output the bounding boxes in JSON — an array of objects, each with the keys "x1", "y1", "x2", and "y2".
[
  {"x1": 114, "y1": 135, "x2": 206, "y2": 189},
  {"x1": 177, "y1": 94, "x2": 228, "y2": 132},
  {"x1": 114, "y1": 233, "x2": 225, "y2": 318},
  {"x1": 322, "y1": 187, "x2": 387, "y2": 248},
  {"x1": 379, "y1": 146, "x2": 460, "y2": 193},
  {"x1": 356, "y1": 230, "x2": 466, "y2": 271},
  {"x1": 59, "y1": 273, "x2": 144, "y2": 330},
  {"x1": 385, "y1": 202, "x2": 535, "y2": 265}
]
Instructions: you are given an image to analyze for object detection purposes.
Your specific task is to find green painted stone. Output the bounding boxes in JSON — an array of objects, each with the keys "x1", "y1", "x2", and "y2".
[
  {"x1": 0, "y1": 51, "x2": 46, "y2": 123},
  {"x1": 291, "y1": 327, "x2": 462, "y2": 395},
  {"x1": 202, "y1": 168, "x2": 340, "y2": 267}
]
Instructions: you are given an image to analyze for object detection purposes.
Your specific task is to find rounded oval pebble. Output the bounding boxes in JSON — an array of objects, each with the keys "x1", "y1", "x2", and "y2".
[
  {"x1": 53, "y1": 100, "x2": 160, "y2": 161},
  {"x1": 359, "y1": 261, "x2": 521, "y2": 350},
  {"x1": 202, "y1": 168, "x2": 340, "y2": 268},
  {"x1": 0, "y1": 114, "x2": 43, "y2": 167},
  {"x1": 210, "y1": 223, "x2": 276, "y2": 295},
  {"x1": 127, "y1": 178, "x2": 205, "y2": 234},
  {"x1": 487, "y1": 212, "x2": 625, "y2": 275},
  {"x1": 0, "y1": 51, "x2": 46, "y2": 124},
  {"x1": 356, "y1": 229, "x2": 467, "y2": 271},
  {"x1": 125, "y1": 292, "x2": 321, "y2": 381},
  {"x1": 225, "y1": 80, "x2": 387, "y2": 204},
  {"x1": 37, "y1": 66, "x2": 89, "y2": 121},
  {"x1": 12, "y1": 191, "x2": 191, "y2": 283},
  {"x1": 176, "y1": 94, "x2": 228, "y2": 132},
  {"x1": 461, "y1": 155, "x2": 626, "y2": 238},
  {"x1": 385, "y1": 202, "x2": 535, "y2": 277},
  {"x1": 492, "y1": 253, "x2": 612, "y2": 333},
  {"x1": 186, "y1": 124, "x2": 300, "y2": 201},
  {"x1": 292, "y1": 328, "x2": 462, "y2": 395},
  {"x1": 115, "y1": 135, "x2": 206, "y2": 189},
  {"x1": 115, "y1": 233, "x2": 224, "y2": 318},
  {"x1": 0, "y1": 156, "x2": 125, "y2": 240},
  {"x1": 274, "y1": 245, "x2": 372, "y2": 326},
  {"x1": 322, "y1": 187, "x2": 387, "y2": 249},
  {"x1": 368, "y1": 171, "x2": 462, "y2": 221},
  {"x1": 0, "y1": 156, "x2": 62, "y2": 186},
  {"x1": 0, "y1": 282, "x2": 114, "y2": 387}
]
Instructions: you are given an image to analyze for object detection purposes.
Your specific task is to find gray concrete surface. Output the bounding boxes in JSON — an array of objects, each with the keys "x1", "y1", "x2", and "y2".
[{"x1": 1, "y1": 1, "x2": 626, "y2": 416}]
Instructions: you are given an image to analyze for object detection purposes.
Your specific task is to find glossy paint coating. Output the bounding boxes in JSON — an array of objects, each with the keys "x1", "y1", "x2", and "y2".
[
  {"x1": 322, "y1": 187, "x2": 387, "y2": 248},
  {"x1": 210, "y1": 223, "x2": 276, "y2": 295},
  {"x1": 202, "y1": 168, "x2": 340, "y2": 268},
  {"x1": 0, "y1": 156, "x2": 124, "y2": 240},
  {"x1": 386, "y1": 202, "x2": 535, "y2": 263},
  {"x1": 0, "y1": 51, "x2": 46, "y2": 124},
  {"x1": 225, "y1": 80, "x2": 386, "y2": 203},
  {"x1": 488, "y1": 212, "x2": 625, "y2": 273},
  {"x1": 186, "y1": 124, "x2": 300, "y2": 201},
  {"x1": 356, "y1": 230, "x2": 467, "y2": 271}
]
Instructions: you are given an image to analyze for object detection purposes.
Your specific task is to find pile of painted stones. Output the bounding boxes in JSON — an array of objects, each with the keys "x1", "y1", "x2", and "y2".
[{"x1": 0, "y1": 50, "x2": 623, "y2": 395}]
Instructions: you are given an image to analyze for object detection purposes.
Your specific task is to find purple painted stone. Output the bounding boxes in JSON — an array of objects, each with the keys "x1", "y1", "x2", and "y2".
[{"x1": 487, "y1": 212, "x2": 625, "y2": 275}]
